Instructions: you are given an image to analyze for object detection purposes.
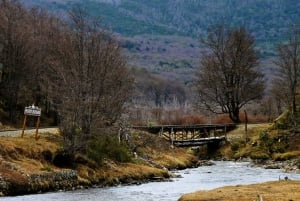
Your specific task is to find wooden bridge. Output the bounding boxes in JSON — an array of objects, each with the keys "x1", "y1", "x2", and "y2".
[{"x1": 131, "y1": 124, "x2": 236, "y2": 147}]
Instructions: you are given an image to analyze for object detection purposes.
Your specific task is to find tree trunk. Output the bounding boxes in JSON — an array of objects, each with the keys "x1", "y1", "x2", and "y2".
[{"x1": 229, "y1": 109, "x2": 240, "y2": 123}]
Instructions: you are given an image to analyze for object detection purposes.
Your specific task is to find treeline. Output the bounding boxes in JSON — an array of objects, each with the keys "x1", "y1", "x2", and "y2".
[
  {"x1": 0, "y1": 0, "x2": 192, "y2": 129},
  {"x1": 0, "y1": 0, "x2": 133, "y2": 153}
]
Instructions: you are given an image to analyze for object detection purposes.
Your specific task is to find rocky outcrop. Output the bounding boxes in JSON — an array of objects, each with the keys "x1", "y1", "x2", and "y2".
[
  {"x1": 29, "y1": 170, "x2": 79, "y2": 193},
  {"x1": 0, "y1": 169, "x2": 79, "y2": 196},
  {"x1": 254, "y1": 159, "x2": 300, "y2": 173}
]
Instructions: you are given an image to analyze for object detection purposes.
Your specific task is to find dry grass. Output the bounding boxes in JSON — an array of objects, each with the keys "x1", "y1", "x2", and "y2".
[
  {"x1": 226, "y1": 123, "x2": 272, "y2": 141},
  {"x1": 152, "y1": 149, "x2": 197, "y2": 169},
  {"x1": 0, "y1": 129, "x2": 196, "y2": 188},
  {"x1": 0, "y1": 133, "x2": 62, "y2": 173},
  {"x1": 76, "y1": 160, "x2": 171, "y2": 185},
  {"x1": 103, "y1": 162, "x2": 168, "y2": 179},
  {"x1": 222, "y1": 123, "x2": 300, "y2": 161},
  {"x1": 0, "y1": 165, "x2": 28, "y2": 184},
  {"x1": 179, "y1": 181, "x2": 300, "y2": 201},
  {"x1": 273, "y1": 151, "x2": 300, "y2": 161},
  {"x1": 220, "y1": 123, "x2": 272, "y2": 159}
]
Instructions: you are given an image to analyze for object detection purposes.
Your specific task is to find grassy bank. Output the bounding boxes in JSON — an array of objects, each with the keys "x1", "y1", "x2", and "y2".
[
  {"x1": 178, "y1": 180, "x2": 300, "y2": 201},
  {"x1": 179, "y1": 122, "x2": 300, "y2": 201},
  {"x1": 0, "y1": 129, "x2": 197, "y2": 196},
  {"x1": 218, "y1": 123, "x2": 300, "y2": 165}
]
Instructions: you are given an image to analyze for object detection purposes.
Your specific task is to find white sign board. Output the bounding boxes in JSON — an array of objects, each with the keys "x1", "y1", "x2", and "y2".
[{"x1": 24, "y1": 106, "x2": 41, "y2": 116}]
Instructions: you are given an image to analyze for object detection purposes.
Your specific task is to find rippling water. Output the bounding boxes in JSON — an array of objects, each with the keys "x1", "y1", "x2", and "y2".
[{"x1": 2, "y1": 161, "x2": 300, "y2": 201}]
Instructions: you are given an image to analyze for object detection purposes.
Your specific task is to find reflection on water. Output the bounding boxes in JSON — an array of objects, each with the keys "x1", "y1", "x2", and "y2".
[{"x1": 2, "y1": 161, "x2": 300, "y2": 201}]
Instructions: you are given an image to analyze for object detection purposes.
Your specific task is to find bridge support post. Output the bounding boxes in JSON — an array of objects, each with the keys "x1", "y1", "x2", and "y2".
[
  {"x1": 171, "y1": 128, "x2": 174, "y2": 146},
  {"x1": 159, "y1": 126, "x2": 164, "y2": 136}
]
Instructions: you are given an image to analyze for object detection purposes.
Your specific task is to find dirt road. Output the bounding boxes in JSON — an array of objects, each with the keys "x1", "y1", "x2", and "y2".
[{"x1": 0, "y1": 127, "x2": 59, "y2": 137}]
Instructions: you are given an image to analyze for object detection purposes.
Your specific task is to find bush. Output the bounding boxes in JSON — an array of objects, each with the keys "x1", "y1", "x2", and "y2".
[
  {"x1": 231, "y1": 142, "x2": 240, "y2": 152},
  {"x1": 53, "y1": 151, "x2": 74, "y2": 168},
  {"x1": 41, "y1": 150, "x2": 53, "y2": 162},
  {"x1": 87, "y1": 135, "x2": 132, "y2": 165},
  {"x1": 40, "y1": 166, "x2": 52, "y2": 172}
]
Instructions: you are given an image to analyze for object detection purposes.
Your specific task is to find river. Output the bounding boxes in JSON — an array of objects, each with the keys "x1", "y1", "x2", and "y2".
[{"x1": 2, "y1": 161, "x2": 300, "y2": 201}]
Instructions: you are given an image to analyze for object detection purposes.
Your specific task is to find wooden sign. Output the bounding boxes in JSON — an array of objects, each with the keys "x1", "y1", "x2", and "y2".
[
  {"x1": 24, "y1": 105, "x2": 41, "y2": 116},
  {"x1": 21, "y1": 105, "x2": 41, "y2": 140}
]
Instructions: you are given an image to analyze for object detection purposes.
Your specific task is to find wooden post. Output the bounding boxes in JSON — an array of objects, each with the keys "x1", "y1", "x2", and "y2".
[
  {"x1": 22, "y1": 105, "x2": 42, "y2": 140},
  {"x1": 159, "y1": 126, "x2": 164, "y2": 136},
  {"x1": 35, "y1": 116, "x2": 41, "y2": 140},
  {"x1": 244, "y1": 110, "x2": 248, "y2": 142},
  {"x1": 118, "y1": 127, "x2": 121, "y2": 144},
  {"x1": 171, "y1": 128, "x2": 174, "y2": 145},
  {"x1": 21, "y1": 115, "x2": 27, "y2": 138}
]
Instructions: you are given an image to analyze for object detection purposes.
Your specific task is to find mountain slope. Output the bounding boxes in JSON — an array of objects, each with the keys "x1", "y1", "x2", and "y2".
[
  {"x1": 22, "y1": 0, "x2": 300, "y2": 41},
  {"x1": 20, "y1": 0, "x2": 300, "y2": 83}
]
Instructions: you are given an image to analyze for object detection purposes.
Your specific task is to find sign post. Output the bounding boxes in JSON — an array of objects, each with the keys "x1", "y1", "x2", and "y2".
[{"x1": 21, "y1": 104, "x2": 42, "y2": 140}]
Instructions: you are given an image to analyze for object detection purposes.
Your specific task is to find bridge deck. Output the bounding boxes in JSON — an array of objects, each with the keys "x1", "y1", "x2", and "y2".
[
  {"x1": 131, "y1": 124, "x2": 236, "y2": 134},
  {"x1": 173, "y1": 136, "x2": 226, "y2": 147},
  {"x1": 131, "y1": 124, "x2": 235, "y2": 147}
]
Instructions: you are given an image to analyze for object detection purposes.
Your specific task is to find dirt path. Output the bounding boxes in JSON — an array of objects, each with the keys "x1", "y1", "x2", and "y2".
[{"x1": 0, "y1": 127, "x2": 59, "y2": 137}]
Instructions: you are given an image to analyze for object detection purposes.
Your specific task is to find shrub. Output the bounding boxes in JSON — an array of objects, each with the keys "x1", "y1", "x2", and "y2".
[
  {"x1": 273, "y1": 110, "x2": 291, "y2": 129},
  {"x1": 87, "y1": 135, "x2": 132, "y2": 165},
  {"x1": 41, "y1": 150, "x2": 53, "y2": 162},
  {"x1": 231, "y1": 142, "x2": 240, "y2": 152},
  {"x1": 40, "y1": 166, "x2": 52, "y2": 172},
  {"x1": 53, "y1": 150, "x2": 74, "y2": 168}
]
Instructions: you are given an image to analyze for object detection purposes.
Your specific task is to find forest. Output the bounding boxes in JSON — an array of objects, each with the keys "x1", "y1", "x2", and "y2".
[{"x1": 1, "y1": 0, "x2": 300, "y2": 148}]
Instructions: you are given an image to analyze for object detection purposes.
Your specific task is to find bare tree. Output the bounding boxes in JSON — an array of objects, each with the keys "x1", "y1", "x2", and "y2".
[
  {"x1": 273, "y1": 25, "x2": 300, "y2": 114},
  {"x1": 270, "y1": 78, "x2": 289, "y2": 115},
  {"x1": 45, "y1": 8, "x2": 133, "y2": 153},
  {"x1": 194, "y1": 25, "x2": 265, "y2": 123}
]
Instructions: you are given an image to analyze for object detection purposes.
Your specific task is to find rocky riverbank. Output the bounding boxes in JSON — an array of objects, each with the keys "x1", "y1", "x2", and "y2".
[
  {"x1": 253, "y1": 159, "x2": 300, "y2": 174},
  {"x1": 0, "y1": 159, "x2": 200, "y2": 196},
  {"x1": 232, "y1": 157, "x2": 300, "y2": 174},
  {"x1": 0, "y1": 130, "x2": 200, "y2": 196},
  {"x1": 0, "y1": 169, "x2": 79, "y2": 196}
]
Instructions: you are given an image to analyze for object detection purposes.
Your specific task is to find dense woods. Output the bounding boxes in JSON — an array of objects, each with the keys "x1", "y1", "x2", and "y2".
[
  {"x1": 0, "y1": 0, "x2": 133, "y2": 153},
  {"x1": 1, "y1": 0, "x2": 300, "y2": 131}
]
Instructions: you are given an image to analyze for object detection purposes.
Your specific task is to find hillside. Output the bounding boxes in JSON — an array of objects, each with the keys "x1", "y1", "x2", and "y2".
[
  {"x1": 20, "y1": 0, "x2": 300, "y2": 83},
  {"x1": 21, "y1": 0, "x2": 300, "y2": 42}
]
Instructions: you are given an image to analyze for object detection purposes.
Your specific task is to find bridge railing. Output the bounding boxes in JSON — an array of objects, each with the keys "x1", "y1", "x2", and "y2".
[{"x1": 130, "y1": 124, "x2": 236, "y2": 144}]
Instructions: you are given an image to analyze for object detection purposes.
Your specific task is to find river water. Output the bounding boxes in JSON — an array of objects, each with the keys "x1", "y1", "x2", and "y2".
[{"x1": 2, "y1": 161, "x2": 300, "y2": 201}]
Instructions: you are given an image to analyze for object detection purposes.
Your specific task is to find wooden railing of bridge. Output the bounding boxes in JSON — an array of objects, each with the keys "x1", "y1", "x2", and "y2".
[{"x1": 131, "y1": 124, "x2": 236, "y2": 147}]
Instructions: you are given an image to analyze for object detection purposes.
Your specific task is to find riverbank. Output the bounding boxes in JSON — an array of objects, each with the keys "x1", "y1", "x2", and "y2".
[
  {"x1": 178, "y1": 180, "x2": 300, "y2": 201},
  {"x1": 1, "y1": 122, "x2": 299, "y2": 197},
  {"x1": 178, "y1": 121, "x2": 300, "y2": 201},
  {"x1": 0, "y1": 129, "x2": 198, "y2": 196}
]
